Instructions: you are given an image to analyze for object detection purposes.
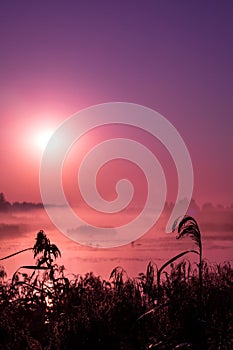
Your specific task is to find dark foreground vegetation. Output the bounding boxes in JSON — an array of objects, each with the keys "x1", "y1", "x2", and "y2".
[{"x1": 0, "y1": 217, "x2": 232, "y2": 349}]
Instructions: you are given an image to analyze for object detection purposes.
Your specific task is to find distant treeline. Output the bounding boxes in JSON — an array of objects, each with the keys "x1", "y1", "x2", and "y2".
[
  {"x1": 165, "y1": 198, "x2": 233, "y2": 213},
  {"x1": 0, "y1": 192, "x2": 233, "y2": 214},
  {"x1": 0, "y1": 193, "x2": 43, "y2": 212}
]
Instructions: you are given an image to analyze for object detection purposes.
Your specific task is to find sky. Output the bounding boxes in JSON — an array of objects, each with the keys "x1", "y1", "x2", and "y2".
[{"x1": 1, "y1": 1, "x2": 233, "y2": 205}]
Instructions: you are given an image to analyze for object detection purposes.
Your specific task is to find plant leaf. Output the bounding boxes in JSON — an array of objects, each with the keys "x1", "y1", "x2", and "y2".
[{"x1": 158, "y1": 250, "x2": 199, "y2": 276}]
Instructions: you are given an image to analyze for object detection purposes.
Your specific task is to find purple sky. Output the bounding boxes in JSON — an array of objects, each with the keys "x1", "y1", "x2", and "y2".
[{"x1": 0, "y1": 0, "x2": 233, "y2": 205}]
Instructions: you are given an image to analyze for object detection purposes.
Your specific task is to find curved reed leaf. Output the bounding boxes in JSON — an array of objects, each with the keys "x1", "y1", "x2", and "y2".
[
  {"x1": 0, "y1": 247, "x2": 33, "y2": 261},
  {"x1": 137, "y1": 301, "x2": 175, "y2": 321},
  {"x1": 158, "y1": 250, "x2": 199, "y2": 276},
  {"x1": 17, "y1": 265, "x2": 49, "y2": 270}
]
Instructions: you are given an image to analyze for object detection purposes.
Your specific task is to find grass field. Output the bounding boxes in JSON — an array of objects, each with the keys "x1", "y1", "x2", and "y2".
[{"x1": 0, "y1": 217, "x2": 232, "y2": 349}]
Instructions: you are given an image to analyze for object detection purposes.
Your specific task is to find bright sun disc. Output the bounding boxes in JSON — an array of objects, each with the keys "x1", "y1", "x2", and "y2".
[{"x1": 36, "y1": 130, "x2": 54, "y2": 151}]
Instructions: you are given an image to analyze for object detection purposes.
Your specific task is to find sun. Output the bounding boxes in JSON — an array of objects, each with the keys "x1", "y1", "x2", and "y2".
[
  {"x1": 35, "y1": 129, "x2": 54, "y2": 152},
  {"x1": 23, "y1": 113, "x2": 61, "y2": 159}
]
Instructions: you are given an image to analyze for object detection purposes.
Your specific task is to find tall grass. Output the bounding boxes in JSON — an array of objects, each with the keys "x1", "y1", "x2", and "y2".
[
  {"x1": 175, "y1": 216, "x2": 203, "y2": 308},
  {"x1": 0, "y1": 217, "x2": 232, "y2": 349}
]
